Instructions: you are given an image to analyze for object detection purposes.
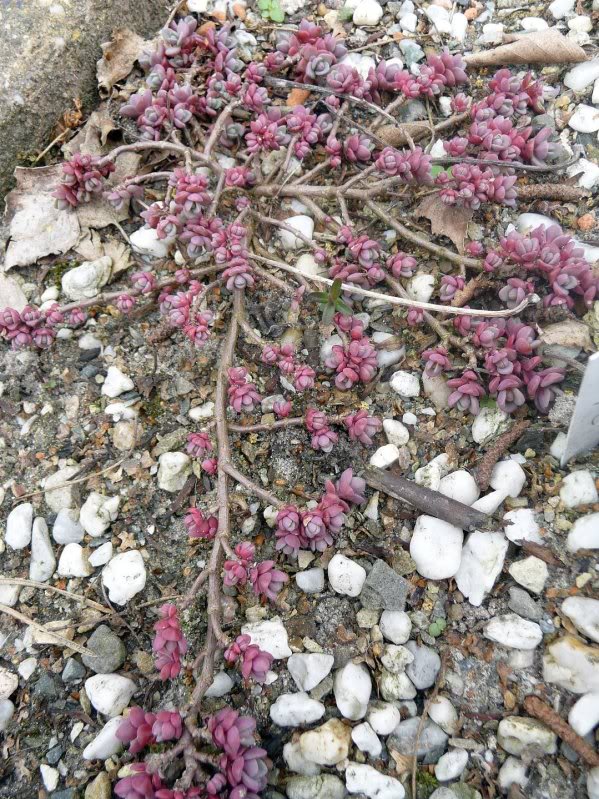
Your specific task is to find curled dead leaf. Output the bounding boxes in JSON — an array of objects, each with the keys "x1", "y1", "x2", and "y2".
[
  {"x1": 465, "y1": 28, "x2": 587, "y2": 67},
  {"x1": 63, "y1": 107, "x2": 119, "y2": 159},
  {"x1": 75, "y1": 230, "x2": 131, "y2": 277},
  {"x1": 413, "y1": 193, "x2": 474, "y2": 255},
  {"x1": 378, "y1": 122, "x2": 433, "y2": 148},
  {"x1": 97, "y1": 29, "x2": 146, "y2": 96},
  {"x1": 389, "y1": 749, "x2": 414, "y2": 775}
]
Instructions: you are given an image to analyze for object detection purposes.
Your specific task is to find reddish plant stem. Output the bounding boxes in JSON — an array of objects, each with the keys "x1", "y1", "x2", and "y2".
[
  {"x1": 229, "y1": 414, "x2": 345, "y2": 434},
  {"x1": 100, "y1": 140, "x2": 222, "y2": 176},
  {"x1": 204, "y1": 100, "x2": 239, "y2": 157}
]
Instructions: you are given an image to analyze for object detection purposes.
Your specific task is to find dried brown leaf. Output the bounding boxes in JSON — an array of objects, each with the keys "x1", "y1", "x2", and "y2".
[
  {"x1": 465, "y1": 28, "x2": 587, "y2": 67},
  {"x1": 97, "y1": 28, "x2": 146, "y2": 96},
  {"x1": 75, "y1": 230, "x2": 131, "y2": 276},
  {"x1": 413, "y1": 193, "x2": 474, "y2": 255},
  {"x1": 377, "y1": 122, "x2": 432, "y2": 148},
  {"x1": 389, "y1": 749, "x2": 414, "y2": 775},
  {"x1": 63, "y1": 107, "x2": 119, "y2": 158}
]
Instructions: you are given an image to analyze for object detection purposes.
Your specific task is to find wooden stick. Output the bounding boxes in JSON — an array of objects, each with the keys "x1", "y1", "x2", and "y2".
[
  {"x1": 523, "y1": 695, "x2": 599, "y2": 768},
  {"x1": 0, "y1": 603, "x2": 93, "y2": 656}
]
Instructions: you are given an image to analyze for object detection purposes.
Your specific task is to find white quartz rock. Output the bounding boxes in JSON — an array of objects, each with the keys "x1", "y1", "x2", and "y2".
[
  {"x1": 85, "y1": 674, "x2": 136, "y2": 717},
  {"x1": 130, "y1": 227, "x2": 173, "y2": 258},
  {"x1": 389, "y1": 370, "x2": 420, "y2": 398},
  {"x1": 380, "y1": 645, "x2": 414, "y2": 674},
  {"x1": 5, "y1": 503, "x2": 33, "y2": 549},
  {"x1": 564, "y1": 59, "x2": 599, "y2": 91},
  {"x1": 367, "y1": 701, "x2": 401, "y2": 736},
  {"x1": 562, "y1": 596, "x2": 599, "y2": 643},
  {"x1": 58, "y1": 543, "x2": 93, "y2": 577},
  {"x1": 567, "y1": 513, "x2": 599, "y2": 552},
  {"x1": 435, "y1": 748, "x2": 468, "y2": 781},
  {"x1": 61, "y1": 257, "x2": 112, "y2": 300},
  {"x1": 283, "y1": 740, "x2": 321, "y2": 776},
  {"x1": 29, "y1": 518, "x2": 56, "y2": 582},
  {"x1": 544, "y1": 635, "x2": 599, "y2": 693},
  {"x1": 296, "y1": 567, "x2": 325, "y2": 593},
  {"x1": 0, "y1": 668, "x2": 18, "y2": 701},
  {"x1": 410, "y1": 516, "x2": 463, "y2": 579},
  {"x1": 569, "y1": 104, "x2": 599, "y2": 133},
  {"x1": 560, "y1": 470, "x2": 598, "y2": 508},
  {"x1": 157, "y1": 452, "x2": 192, "y2": 492},
  {"x1": 504, "y1": 508, "x2": 543, "y2": 545},
  {"x1": 288, "y1": 653, "x2": 334, "y2": 692},
  {"x1": 334, "y1": 662, "x2": 372, "y2": 720},
  {"x1": 568, "y1": 158, "x2": 599, "y2": 191},
  {"x1": 295, "y1": 253, "x2": 322, "y2": 278},
  {"x1": 352, "y1": 722, "x2": 382, "y2": 757},
  {"x1": 549, "y1": 0, "x2": 575, "y2": 18},
  {"x1": 415, "y1": 462, "x2": 442, "y2": 491},
  {"x1": 206, "y1": 671, "x2": 234, "y2": 698},
  {"x1": 428, "y1": 695, "x2": 459, "y2": 735},
  {"x1": 373, "y1": 332, "x2": 405, "y2": 369},
  {"x1": 498, "y1": 757, "x2": 529, "y2": 793},
  {"x1": 270, "y1": 692, "x2": 325, "y2": 727},
  {"x1": 471, "y1": 490, "x2": 509, "y2": 515},
  {"x1": 472, "y1": 407, "x2": 510, "y2": 444},
  {"x1": 424, "y1": 4, "x2": 451, "y2": 34},
  {"x1": 82, "y1": 715, "x2": 124, "y2": 759},
  {"x1": 0, "y1": 699, "x2": 14, "y2": 733},
  {"x1": 279, "y1": 215, "x2": 314, "y2": 250},
  {"x1": 380, "y1": 669, "x2": 417, "y2": 701},
  {"x1": 327, "y1": 554, "x2": 367, "y2": 597},
  {"x1": 369, "y1": 444, "x2": 400, "y2": 470},
  {"x1": 241, "y1": 617, "x2": 292, "y2": 659},
  {"x1": 406, "y1": 273, "x2": 435, "y2": 303},
  {"x1": 383, "y1": 419, "x2": 409, "y2": 447},
  {"x1": 89, "y1": 542, "x2": 113, "y2": 567},
  {"x1": 521, "y1": 16, "x2": 548, "y2": 30},
  {"x1": 490, "y1": 459, "x2": 526, "y2": 498},
  {"x1": 569, "y1": 692, "x2": 599, "y2": 736},
  {"x1": 509, "y1": 556, "x2": 548, "y2": 594},
  {"x1": 44, "y1": 465, "x2": 80, "y2": 512},
  {"x1": 52, "y1": 508, "x2": 84, "y2": 544},
  {"x1": 353, "y1": 0, "x2": 384, "y2": 26},
  {"x1": 101, "y1": 366, "x2": 134, "y2": 398},
  {"x1": 345, "y1": 762, "x2": 406, "y2": 799},
  {"x1": 497, "y1": 716, "x2": 557, "y2": 756},
  {"x1": 80, "y1": 492, "x2": 120, "y2": 537},
  {"x1": 380, "y1": 611, "x2": 412, "y2": 645},
  {"x1": 300, "y1": 718, "x2": 352, "y2": 765},
  {"x1": 40, "y1": 765, "x2": 59, "y2": 791},
  {"x1": 438, "y1": 470, "x2": 479, "y2": 506},
  {"x1": 451, "y1": 12, "x2": 468, "y2": 41},
  {"x1": 102, "y1": 550, "x2": 146, "y2": 605},
  {"x1": 484, "y1": 614, "x2": 542, "y2": 650}
]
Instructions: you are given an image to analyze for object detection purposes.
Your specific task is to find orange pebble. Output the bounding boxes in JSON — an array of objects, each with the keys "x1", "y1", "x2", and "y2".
[{"x1": 577, "y1": 213, "x2": 596, "y2": 232}]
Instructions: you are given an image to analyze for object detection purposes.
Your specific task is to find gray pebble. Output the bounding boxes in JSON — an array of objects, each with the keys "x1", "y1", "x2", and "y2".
[
  {"x1": 33, "y1": 673, "x2": 59, "y2": 699},
  {"x1": 508, "y1": 586, "x2": 542, "y2": 621},
  {"x1": 405, "y1": 641, "x2": 441, "y2": 689},
  {"x1": 62, "y1": 658, "x2": 86, "y2": 683},
  {"x1": 360, "y1": 559, "x2": 410, "y2": 611},
  {"x1": 82, "y1": 625, "x2": 126, "y2": 674},
  {"x1": 388, "y1": 716, "x2": 448, "y2": 763},
  {"x1": 46, "y1": 744, "x2": 63, "y2": 765}
]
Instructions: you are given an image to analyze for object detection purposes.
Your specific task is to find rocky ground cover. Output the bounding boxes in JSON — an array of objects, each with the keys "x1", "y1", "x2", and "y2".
[{"x1": 0, "y1": 1, "x2": 598, "y2": 798}]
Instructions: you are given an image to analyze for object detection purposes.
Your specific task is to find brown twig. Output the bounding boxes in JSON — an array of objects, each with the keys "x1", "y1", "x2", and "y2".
[
  {"x1": 523, "y1": 695, "x2": 599, "y2": 768},
  {"x1": 476, "y1": 418, "x2": 531, "y2": 492},
  {"x1": 0, "y1": 603, "x2": 94, "y2": 656},
  {"x1": 516, "y1": 183, "x2": 589, "y2": 201}
]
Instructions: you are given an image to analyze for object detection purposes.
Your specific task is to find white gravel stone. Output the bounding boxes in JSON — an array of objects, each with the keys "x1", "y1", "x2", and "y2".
[
  {"x1": 379, "y1": 610, "x2": 412, "y2": 645},
  {"x1": 410, "y1": 516, "x2": 463, "y2": 580},
  {"x1": 403, "y1": 412, "x2": 417, "y2": 425},
  {"x1": 521, "y1": 16, "x2": 548, "y2": 30},
  {"x1": 296, "y1": 567, "x2": 325, "y2": 593},
  {"x1": 286, "y1": 775, "x2": 346, "y2": 799},
  {"x1": 157, "y1": 452, "x2": 192, "y2": 492},
  {"x1": 383, "y1": 419, "x2": 409, "y2": 447},
  {"x1": 567, "y1": 513, "x2": 599, "y2": 552},
  {"x1": 504, "y1": 508, "x2": 543, "y2": 544},
  {"x1": 353, "y1": 0, "x2": 383, "y2": 26},
  {"x1": 0, "y1": 583, "x2": 21, "y2": 608},
  {"x1": 300, "y1": 718, "x2": 351, "y2": 765},
  {"x1": 450, "y1": 12, "x2": 468, "y2": 40},
  {"x1": 82, "y1": 715, "x2": 124, "y2": 759},
  {"x1": 346, "y1": 762, "x2": 405, "y2": 799},
  {"x1": 40, "y1": 765, "x2": 59, "y2": 791},
  {"x1": 5, "y1": 503, "x2": 33, "y2": 549},
  {"x1": 569, "y1": 14, "x2": 593, "y2": 31},
  {"x1": 327, "y1": 554, "x2": 367, "y2": 597},
  {"x1": 372, "y1": 332, "x2": 405, "y2": 369},
  {"x1": 334, "y1": 662, "x2": 372, "y2": 720},
  {"x1": 52, "y1": 508, "x2": 84, "y2": 544},
  {"x1": 544, "y1": 635, "x2": 599, "y2": 693},
  {"x1": 564, "y1": 59, "x2": 599, "y2": 91},
  {"x1": 270, "y1": 692, "x2": 325, "y2": 726},
  {"x1": 44, "y1": 465, "x2": 80, "y2": 512},
  {"x1": 472, "y1": 407, "x2": 509, "y2": 444},
  {"x1": 205, "y1": 671, "x2": 234, "y2": 698},
  {"x1": 241, "y1": 617, "x2": 292, "y2": 659},
  {"x1": 189, "y1": 402, "x2": 215, "y2": 420},
  {"x1": 130, "y1": 227, "x2": 173, "y2": 257},
  {"x1": 61, "y1": 257, "x2": 112, "y2": 301},
  {"x1": 424, "y1": 4, "x2": 451, "y2": 33},
  {"x1": 279, "y1": 215, "x2": 314, "y2": 250},
  {"x1": 549, "y1": 0, "x2": 575, "y2": 18},
  {"x1": 471, "y1": 490, "x2": 509, "y2": 515},
  {"x1": 0, "y1": 668, "x2": 18, "y2": 701},
  {"x1": 589, "y1": 768, "x2": 599, "y2": 799},
  {"x1": 484, "y1": 614, "x2": 543, "y2": 650},
  {"x1": 456, "y1": 530, "x2": 508, "y2": 606},
  {"x1": 389, "y1": 370, "x2": 420, "y2": 398},
  {"x1": 89, "y1": 542, "x2": 113, "y2": 567},
  {"x1": 352, "y1": 722, "x2": 382, "y2": 757},
  {"x1": 428, "y1": 695, "x2": 459, "y2": 735},
  {"x1": 569, "y1": 104, "x2": 599, "y2": 133},
  {"x1": 435, "y1": 748, "x2": 468, "y2": 781},
  {"x1": 101, "y1": 366, "x2": 134, "y2": 398},
  {"x1": 58, "y1": 543, "x2": 93, "y2": 577},
  {"x1": 295, "y1": 253, "x2": 322, "y2": 278},
  {"x1": 422, "y1": 372, "x2": 450, "y2": 410},
  {"x1": 85, "y1": 674, "x2": 136, "y2": 717},
  {"x1": 0, "y1": 699, "x2": 14, "y2": 733},
  {"x1": 438, "y1": 470, "x2": 479, "y2": 506},
  {"x1": 102, "y1": 550, "x2": 146, "y2": 605},
  {"x1": 288, "y1": 653, "x2": 334, "y2": 692},
  {"x1": 568, "y1": 158, "x2": 599, "y2": 190},
  {"x1": 414, "y1": 461, "x2": 442, "y2": 491},
  {"x1": 509, "y1": 556, "x2": 548, "y2": 594},
  {"x1": 568, "y1": 692, "x2": 599, "y2": 736},
  {"x1": 381, "y1": 645, "x2": 414, "y2": 674},
  {"x1": 400, "y1": 12, "x2": 417, "y2": 31},
  {"x1": 489, "y1": 459, "x2": 526, "y2": 498},
  {"x1": 380, "y1": 670, "x2": 417, "y2": 701},
  {"x1": 497, "y1": 716, "x2": 557, "y2": 756},
  {"x1": 562, "y1": 596, "x2": 599, "y2": 643},
  {"x1": 406, "y1": 273, "x2": 435, "y2": 303},
  {"x1": 29, "y1": 518, "x2": 56, "y2": 582},
  {"x1": 560, "y1": 470, "x2": 598, "y2": 508},
  {"x1": 80, "y1": 492, "x2": 120, "y2": 537},
  {"x1": 498, "y1": 757, "x2": 529, "y2": 793},
  {"x1": 369, "y1": 444, "x2": 400, "y2": 469},
  {"x1": 283, "y1": 740, "x2": 321, "y2": 776},
  {"x1": 550, "y1": 432, "x2": 567, "y2": 460},
  {"x1": 367, "y1": 701, "x2": 401, "y2": 736}
]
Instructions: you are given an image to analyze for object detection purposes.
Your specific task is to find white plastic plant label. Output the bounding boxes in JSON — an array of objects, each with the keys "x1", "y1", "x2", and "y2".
[{"x1": 561, "y1": 352, "x2": 599, "y2": 466}]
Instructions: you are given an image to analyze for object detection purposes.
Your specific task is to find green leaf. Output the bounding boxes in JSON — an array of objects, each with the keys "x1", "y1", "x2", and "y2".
[
  {"x1": 338, "y1": 4, "x2": 355, "y2": 21},
  {"x1": 335, "y1": 299, "x2": 353, "y2": 315},
  {"x1": 258, "y1": 0, "x2": 270, "y2": 8},
  {"x1": 330, "y1": 278, "x2": 342, "y2": 302},
  {"x1": 269, "y1": 5, "x2": 285, "y2": 21},
  {"x1": 321, "y1": 304, "x2": 335, "y2": 325},
  {"x1": 430, "y1": 165, "x2": 448, "y2": 178}
]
